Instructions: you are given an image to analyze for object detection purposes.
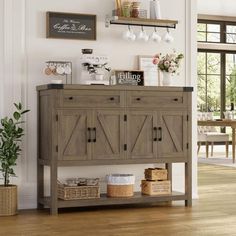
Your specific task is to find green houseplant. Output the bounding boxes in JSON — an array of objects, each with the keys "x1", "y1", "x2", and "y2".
[{"x1": 0, "y1": 103, "x2": 29, "y2": 216}]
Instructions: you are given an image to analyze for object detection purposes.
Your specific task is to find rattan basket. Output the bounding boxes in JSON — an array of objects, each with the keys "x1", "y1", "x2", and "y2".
[
  {"x1": 107, "y1": 184, "x2": 134, "y2": 197},
  {"x1": 58, "y1": 183, "x2": 100, "y2": 200},
  {"x1": 0, "y1": 185, "x2": 17, "y2": 216},
  {"x1": 106, "y1": 174, "x2": 135, "y2": 197}
]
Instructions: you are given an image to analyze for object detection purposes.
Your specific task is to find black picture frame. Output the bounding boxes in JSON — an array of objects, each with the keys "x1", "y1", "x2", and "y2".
[{"x1": 46, "y1": 11, "x2": 96, "y2": 40}]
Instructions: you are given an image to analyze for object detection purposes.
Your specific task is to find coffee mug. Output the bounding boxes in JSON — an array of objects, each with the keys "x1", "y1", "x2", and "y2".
[{"x1": 56, "y1": 65, "x2": 65, "y2": 75}]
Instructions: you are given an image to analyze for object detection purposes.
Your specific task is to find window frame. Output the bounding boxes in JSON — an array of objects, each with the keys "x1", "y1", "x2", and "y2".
[{"x1": 198, "y1": 19, "x2": 236, "y2": 44}]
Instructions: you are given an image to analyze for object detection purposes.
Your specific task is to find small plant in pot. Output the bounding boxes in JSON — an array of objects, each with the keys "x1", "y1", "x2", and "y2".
[{"x1": 0, "y1": 103, "x2": 29, "y2": 216}]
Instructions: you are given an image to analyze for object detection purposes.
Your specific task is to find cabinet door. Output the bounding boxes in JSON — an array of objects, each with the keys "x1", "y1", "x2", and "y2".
[
  {"x1": 158, "y1": 111, "x2": 188, "y2": 158},
  {"x1": 58, "y1": 110, "x2": 92, "y2": 161},
  {"x1": 92, "y1": 110, "x2": 124, "y2": 160},
  {"x1": 127, "y1": 110, "x2": 158, "y2": 159}
]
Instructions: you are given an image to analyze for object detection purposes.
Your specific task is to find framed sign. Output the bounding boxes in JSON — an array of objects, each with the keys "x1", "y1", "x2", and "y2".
[
  {"x1": 46, "y1": 12, "x2": 96, "y2": 40},
  {"x1": 113, "y1": 70, "x2": 144, "y2": 86},
  {"x1": 138, "y1": 55, "x2": 160, "y2": 86}
]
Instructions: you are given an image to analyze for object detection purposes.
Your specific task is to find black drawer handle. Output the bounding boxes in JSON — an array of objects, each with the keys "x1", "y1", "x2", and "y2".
[
  {"x1": 173, "y1": 98, "x2": 179, "y2": 101},
  {"x1": 136, "y1": 98, "x2": 141, "y2": 101},
  {"x1": 110, "y1": 97, "x2": 115, "y2": 101},
  {"x1": 68, "y1": 97, "x2": 74, "y2": 100}
]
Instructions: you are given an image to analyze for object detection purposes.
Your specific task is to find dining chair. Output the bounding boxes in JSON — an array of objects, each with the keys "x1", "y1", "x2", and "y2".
[{"x1": 197, "y1": 113, "x2": 229, "y2": 158}]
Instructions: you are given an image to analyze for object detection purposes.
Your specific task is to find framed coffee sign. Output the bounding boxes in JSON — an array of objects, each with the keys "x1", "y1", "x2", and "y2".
[
  {"x1": 113, "y1": 70, "x2": 144, "y2": 86},
  {"x1": 46, "y1": 12, "x2": 96, "y2": 40}
]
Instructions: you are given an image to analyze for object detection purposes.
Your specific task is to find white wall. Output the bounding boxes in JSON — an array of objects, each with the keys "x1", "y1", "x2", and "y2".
[
  {"x1": 0, "y1": 0, "x2": 197, "y2": 209},
  {"x1": 198, "y1": 0, "x2": 236, "y2": 15}
]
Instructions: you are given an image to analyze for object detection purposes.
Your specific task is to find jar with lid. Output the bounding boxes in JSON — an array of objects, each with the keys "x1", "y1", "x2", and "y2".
[
  {"x1": 131, "y1": 2, "x2": 141, "y2": 18},
  {"x1": 122, "y1": 1, "x2": 132, "y2": 17}
]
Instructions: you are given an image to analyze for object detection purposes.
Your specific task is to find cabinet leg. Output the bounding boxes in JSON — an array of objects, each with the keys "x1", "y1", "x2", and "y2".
[
  {"x1": 185, "y1": 162, "x2": 192, "y2": 207},
  {"x1": 185, "y1": 199, "x2": 192, "y2": 207},
  {"x1": 37, "y1": 163, "x2": 44, "y2": 210},
  {"x1": 50, "y1": 162, "x2": 58, "y2": 215},
  {"x1": 166, "y1": 163, "x2": 172, "y2": 205}
]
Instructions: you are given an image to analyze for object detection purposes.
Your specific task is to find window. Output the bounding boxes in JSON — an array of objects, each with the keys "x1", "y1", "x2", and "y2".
[
  {"x1": 197, "y1": 23, "x2": 220, "y2": 43},
  {"x1": 197, "y1": 19, "x2": 236, "y2": 119}
]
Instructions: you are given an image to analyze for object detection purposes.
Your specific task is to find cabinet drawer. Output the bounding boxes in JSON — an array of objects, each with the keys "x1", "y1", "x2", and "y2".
[
  {"x1": 60, "y1": 90, "x2": 123, "y2": 108},
  {"x1": 127, "y1": 91, "x2": 186, "y2": 108}
]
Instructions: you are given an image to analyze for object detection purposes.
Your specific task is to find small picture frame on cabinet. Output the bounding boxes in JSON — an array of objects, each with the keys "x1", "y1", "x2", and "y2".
[
  {"x1": 138, "y1": 55, "x2": 160, "y2": 86},
  {"x1": 113, "y1": 70, "x2": 144, "y2": 86}
]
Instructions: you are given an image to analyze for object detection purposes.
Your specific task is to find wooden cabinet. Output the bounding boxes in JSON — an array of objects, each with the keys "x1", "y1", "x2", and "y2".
[
  {"x1": 127, "y1": 110, "x2": 157, "y2": 160},
  {"x1": 37, "y1": 84, "x2": 193, "y2": 214},
  {"x1": 57, "y1": 109, "x2": 124, "y2": 161}
]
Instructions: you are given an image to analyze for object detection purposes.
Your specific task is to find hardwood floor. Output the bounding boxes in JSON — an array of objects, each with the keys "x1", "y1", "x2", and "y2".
[{"x1": 1, "y1": 164, "x2": 236, "y2": 236}]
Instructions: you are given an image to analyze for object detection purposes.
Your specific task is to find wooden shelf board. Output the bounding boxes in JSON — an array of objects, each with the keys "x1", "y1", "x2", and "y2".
[
  {"x1": 39, "y1": 191, "x2": 186, "y2": 209},
  {"x1": 110, "y1": 16, "x2": 178, "y2": 28},
  {"x1": 56, "y1": 158, "x2": 188, "y2": 167}
]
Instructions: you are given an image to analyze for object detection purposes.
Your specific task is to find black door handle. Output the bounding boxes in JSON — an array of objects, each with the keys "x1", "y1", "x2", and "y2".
[
  {"x1": 110, "y1": 97, "x2": 115, "y2": 101},
  {"x1": 68, "y1": 96, "x2": 74, "y2": 100},
  {"x1": 136, "y1": 98, "x2": 141, "y2": 101},
  {"x1": 173, "y1": 98, "x2": 179, "y2": 101},
  {"x1": 158, "y1": 127, "x2": 162, "y2": 141},
  {"x1": 87, "y1": 128, "x2": 91, "y2": 143},
  {"x1": 153, "y1": 127, "x2": 158, "y2": 142},
  {"x1": 93, "y1": 127, "x2": 96, "y2": 142}
]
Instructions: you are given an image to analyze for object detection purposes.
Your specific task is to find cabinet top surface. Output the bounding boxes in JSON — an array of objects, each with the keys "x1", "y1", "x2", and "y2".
[{"x1": 36, "y1": 84, "x2": 193, "y2": 92}]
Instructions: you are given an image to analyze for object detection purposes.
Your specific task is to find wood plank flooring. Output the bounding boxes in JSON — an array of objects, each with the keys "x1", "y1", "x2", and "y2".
[{"x1": 1, "y1": 163, "x2": 236, "y2": 236}]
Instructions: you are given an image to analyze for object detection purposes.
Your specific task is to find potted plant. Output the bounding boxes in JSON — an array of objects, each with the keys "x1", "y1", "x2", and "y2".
[{"x1": 0, "y1": 103, "x2": 29, "y2": 216}]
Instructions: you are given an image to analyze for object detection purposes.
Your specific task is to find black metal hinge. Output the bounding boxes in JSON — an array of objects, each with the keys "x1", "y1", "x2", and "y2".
[
  {"x1": 187, "y1": 115, "x2": 189, "y2": 121},
  {"x1": 187, "y1": 143, "x2": 189, "y2": 149},
  {"x1": 124, "y1": 144, "x2": 127, "y2": 151},
  {"x1": 56, "y1": 114, "x2": 59, "y2": 121},
  {"x1": 124, "y1": 115, "x2": 127, "y2": 122},
  {"x1": 56, "y1": 145, "x2": 58, "y2": 152}
]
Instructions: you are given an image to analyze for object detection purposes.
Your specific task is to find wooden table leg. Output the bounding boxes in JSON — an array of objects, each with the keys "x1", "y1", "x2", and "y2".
[{"x1": 232, "y1": 128, "x2": 235, "y2": 163}]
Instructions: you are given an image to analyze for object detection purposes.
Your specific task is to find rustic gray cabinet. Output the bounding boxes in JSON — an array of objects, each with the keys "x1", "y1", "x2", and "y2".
[{"x1": 37, "y1": 84, "x2": 193, "y2": 215}]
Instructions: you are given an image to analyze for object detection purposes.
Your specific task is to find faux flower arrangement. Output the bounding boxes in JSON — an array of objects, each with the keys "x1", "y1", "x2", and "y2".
[{"x1": 153, "y1": 52, "x2": 184, "y2": 74}]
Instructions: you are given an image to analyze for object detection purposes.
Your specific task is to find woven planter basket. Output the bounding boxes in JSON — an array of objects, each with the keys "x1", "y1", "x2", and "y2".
[{"x1": 0, "y1": 185, "x2": 17, "y2": 216}]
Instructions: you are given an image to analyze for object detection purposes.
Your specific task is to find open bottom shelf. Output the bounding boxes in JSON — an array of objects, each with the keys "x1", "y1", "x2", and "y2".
[{"x1": 39, "y1": 191, "x2": 187, "y2": 209}]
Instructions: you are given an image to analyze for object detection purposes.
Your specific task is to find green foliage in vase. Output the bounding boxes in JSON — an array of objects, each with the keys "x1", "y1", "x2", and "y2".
[{"x1": 0, "y1": 103, "x2": 29, "y2": 186}]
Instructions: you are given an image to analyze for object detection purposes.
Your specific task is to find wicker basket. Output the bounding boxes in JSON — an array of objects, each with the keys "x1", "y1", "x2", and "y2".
[
  {"x1": 0, "y1": 185, "x2": 17, "y2": 216},
  {"x1": 141, "y1": 180, "x2": 171, "y2": 196},
  {"x1": 106, "y1": 174, "x2": 135, "y2": 197},
  {"x1": 58, "y1": 183, "x2": 100, "y2": 200},
  {"x1": 107, "y1": 184, "x2": 134, "y2": 197},
  {"x1": 145, "y1": 168, "x2": 168, "y2": 181}
]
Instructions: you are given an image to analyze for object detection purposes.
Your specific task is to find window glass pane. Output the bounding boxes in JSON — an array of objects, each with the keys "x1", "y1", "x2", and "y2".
[
  {"x1": 226, "y1": 53, "x2": 236, "y2": 112},
  {"x1": 197, "y1": 52, "x2": 206, "y2": 74},
  {"x1": 197, "y1": 74, "x2": 206, "y2": 111},
  {"x1": 207, "y1": 33, "x2": 220, "y2": 42},
  {"x1": 207, "y1": 24, "x2": 220, "y2": 32},
  {"x1": 226, "y1": 25, "x2": 236, "y2": 34},
  {"x1": 226, "y1": 54, "x2": 236, "y2": 75},
  {"x1": 197, "y1": 32, "x2": 206, "y2": 41},
  {"x1": 226, "y1": 33, "x2": 236, "y2": 43},
  {"x1": 226, "y1": 75, "x2": 236, "y2": 110},
  {"x1": 197, "y1": 23, "x2": 206, "y2": 32},
  {"x1": 207, "y1": 75, "x2": 221, "y2": 112},
  {"x1": 207, "y1": 53, "x2": 221, "y2": 74}
]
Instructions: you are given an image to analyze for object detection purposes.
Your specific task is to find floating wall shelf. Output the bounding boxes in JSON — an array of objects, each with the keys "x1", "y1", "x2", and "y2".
[{"x1": 105, "y1": 16, "x2": 178, "y2": 29}]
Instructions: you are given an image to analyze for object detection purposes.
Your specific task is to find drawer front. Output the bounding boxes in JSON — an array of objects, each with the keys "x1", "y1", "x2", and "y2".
[
  {"x1": 60, "y1": 90, "x2": 123, "y2": 108},
  {"x1": 127, "y1": 91, "x2": 186, "y2": 108}
]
